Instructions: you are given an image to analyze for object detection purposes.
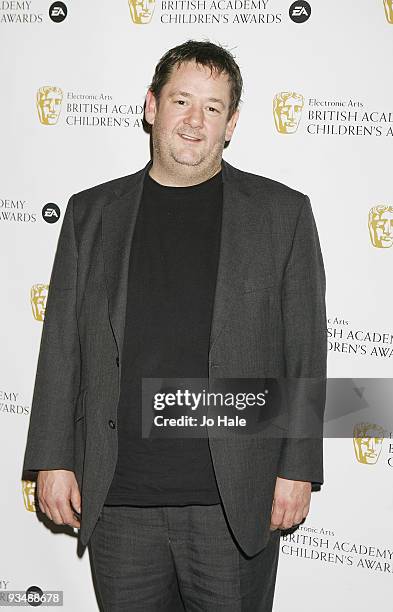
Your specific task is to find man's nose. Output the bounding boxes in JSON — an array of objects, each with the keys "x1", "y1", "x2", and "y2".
[{"x1": 184, "y1": 104, "x2": 204, "y2": 128}]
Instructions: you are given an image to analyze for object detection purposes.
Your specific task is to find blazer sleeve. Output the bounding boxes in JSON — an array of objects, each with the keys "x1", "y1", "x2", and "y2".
[
  {"x1": 22, "y1": 195, "x2": 81, "y2": 480},
  {"x1": 277, "y1": 194, "x2": 327, "y2": 486}
]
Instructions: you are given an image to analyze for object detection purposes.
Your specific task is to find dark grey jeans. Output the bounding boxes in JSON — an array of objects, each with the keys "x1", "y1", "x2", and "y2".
[{"x1": 88, "y1": 503, "x2": 281, "y2": 611}]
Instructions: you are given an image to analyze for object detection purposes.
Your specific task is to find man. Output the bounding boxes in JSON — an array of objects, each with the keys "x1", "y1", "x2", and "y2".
[{"x1": 22, "y1": 40, "x2": 327, "y2": 611}]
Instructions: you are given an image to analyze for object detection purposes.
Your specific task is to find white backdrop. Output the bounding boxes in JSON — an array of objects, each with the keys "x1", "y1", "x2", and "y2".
[{"x1": 1, "y1": 1, "x2": 392, "y2": 610}]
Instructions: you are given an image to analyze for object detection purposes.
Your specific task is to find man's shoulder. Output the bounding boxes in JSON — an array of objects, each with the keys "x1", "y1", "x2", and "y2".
[
  {"x1": 72, "y1": 166, "x2": 145, "y2": 203},
  {"x1": 226, "y1": 161, "x2": 307, "y2": 206}
]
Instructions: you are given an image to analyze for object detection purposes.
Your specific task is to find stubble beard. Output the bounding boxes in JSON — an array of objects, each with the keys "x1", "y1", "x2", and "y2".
[{"x1": 152, "y1": 122, "x2": 225, "y2": 181}]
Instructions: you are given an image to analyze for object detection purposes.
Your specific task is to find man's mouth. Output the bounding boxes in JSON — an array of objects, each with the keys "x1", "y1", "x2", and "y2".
[{"x1": 179, "y1": 133, "x2": 202, "y2": 142}]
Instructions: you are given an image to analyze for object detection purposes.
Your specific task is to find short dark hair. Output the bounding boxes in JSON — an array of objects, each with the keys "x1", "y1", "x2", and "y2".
[{"x1": 149, "y1": 39, "x2": 243, "y2": 120}]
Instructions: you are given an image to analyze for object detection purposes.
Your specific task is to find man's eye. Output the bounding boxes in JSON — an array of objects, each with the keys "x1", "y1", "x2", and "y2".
[
  {"x1": 175, "y1": 100, "x2": 186, "y2": 105},
  {"x1": 208, "y1": 107, "x2": 219, "y2": 113}
]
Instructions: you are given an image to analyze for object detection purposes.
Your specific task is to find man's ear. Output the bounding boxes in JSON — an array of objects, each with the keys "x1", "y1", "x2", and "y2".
[
  {"x1": 225, "y1": 108, "x2": 240, "y2": 142},
  {"x1": 144, "y1": 89, "x2": 157, "y2": 126}
]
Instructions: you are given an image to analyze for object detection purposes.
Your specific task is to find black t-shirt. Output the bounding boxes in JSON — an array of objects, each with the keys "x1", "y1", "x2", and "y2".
[{"x1": 104, "y1": 168, "x2": 223, "y2": 506}]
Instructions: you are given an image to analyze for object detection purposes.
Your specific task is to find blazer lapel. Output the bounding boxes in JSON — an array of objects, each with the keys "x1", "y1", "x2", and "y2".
[
  {"x1": 101, "y1": 161, "x2": 151, "y2": 365},
  {"x1": 208, "y1": 159, "x2": 250, "y2": 354},
  {"x1": 101, "y1": 158, "x2": 255, "y2": 369}
]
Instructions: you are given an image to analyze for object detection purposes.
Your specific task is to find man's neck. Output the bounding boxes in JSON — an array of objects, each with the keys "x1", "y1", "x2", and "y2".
[{"x1": 148, "y1": 161, "x2": 222, "y2": 187}]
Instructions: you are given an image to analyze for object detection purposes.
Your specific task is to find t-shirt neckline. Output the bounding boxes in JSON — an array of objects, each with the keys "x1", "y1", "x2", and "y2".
[{"x1": 145, "y1": 169, "x2": 222, "y2": 198}]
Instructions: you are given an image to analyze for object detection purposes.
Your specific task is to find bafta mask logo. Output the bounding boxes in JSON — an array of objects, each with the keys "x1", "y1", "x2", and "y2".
[
  {"x1": 353, "y1": 422, "x2": 385, "y2": 465},
  {"x1": 273, "y1": 92, "x2": 304, "y2": 133},
  {"x1": 36, "y1": 86, "x2": 63, "y2": 125},
  {"x1": 22, "y1": 480, "x2": 36, "y2": 512},
  {"x1": 31, "y1": 284, "x2": 49, "y2": 321},
  {"x1": 128, "y1": 0, "x2": 155, "y2": 24},
  {"x1": 368, "y1": 204, "x2": 393, "y2": 248},
  {"x1": 383, "y1": 0, "x2": 393, "y2": 23}
]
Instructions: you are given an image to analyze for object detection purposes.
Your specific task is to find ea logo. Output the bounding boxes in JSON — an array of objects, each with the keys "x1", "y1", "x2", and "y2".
[
  {"x1": 42, "y1": 203, "x2": 61, "y2": 224},
  {"x1": 289, "y1": 1, "x2": 311, "y2": 23},
  {"x1": 49, "y1": 2, "x2": 68, "y2": 23}
]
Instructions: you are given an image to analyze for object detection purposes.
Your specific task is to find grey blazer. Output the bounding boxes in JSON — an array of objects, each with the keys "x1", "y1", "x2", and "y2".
[{"x1": 22, "y1": 159, "x2": 327, "y2": 557}]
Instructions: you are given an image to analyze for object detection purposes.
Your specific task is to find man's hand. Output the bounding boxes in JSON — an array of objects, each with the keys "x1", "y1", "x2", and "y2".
[
  {"x1": 270, "y1": 476, "x2": 311, "y2": 531},
  {"x1": 37, "y1": 469, "x2": 81, "y2": 529}
]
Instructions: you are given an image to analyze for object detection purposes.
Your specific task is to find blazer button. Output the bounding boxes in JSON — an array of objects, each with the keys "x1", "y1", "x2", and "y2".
[
  {"x1": 116, "y1": 357, "x2": 119, "y2": 367},
  {"x1": 108, "y1": 419, "x2": 116, "y2": 429}
]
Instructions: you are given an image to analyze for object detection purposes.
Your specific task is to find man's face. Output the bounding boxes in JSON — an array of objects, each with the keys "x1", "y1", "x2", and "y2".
[{"x1": 145, "y1": 61, "x2": 239, "y2": 177}]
